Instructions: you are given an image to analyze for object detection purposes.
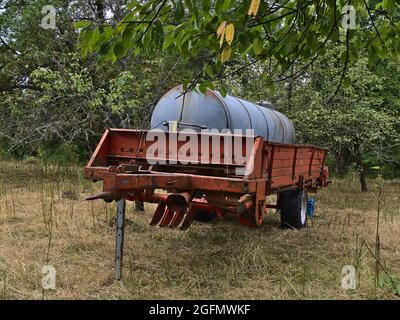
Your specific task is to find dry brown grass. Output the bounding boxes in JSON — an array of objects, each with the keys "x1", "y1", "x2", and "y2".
[{"x1": 0, "y1": 161, "x2": 399, "y2": 300}]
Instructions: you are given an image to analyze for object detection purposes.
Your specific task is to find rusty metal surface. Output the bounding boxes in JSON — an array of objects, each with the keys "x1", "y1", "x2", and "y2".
[{"x1": 84, "y1": 129, "x2": 329, "y2": 228}]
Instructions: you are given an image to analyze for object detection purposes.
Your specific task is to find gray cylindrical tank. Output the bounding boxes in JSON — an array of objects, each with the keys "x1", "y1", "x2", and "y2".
[{"x1": 150, "y1": 85, "x2": 295, "y2": 144}]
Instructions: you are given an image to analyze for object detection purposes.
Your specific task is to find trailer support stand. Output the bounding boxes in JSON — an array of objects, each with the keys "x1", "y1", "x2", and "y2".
[{"x1": 115, "y1": 198, "x2": 126, "y2": 280}]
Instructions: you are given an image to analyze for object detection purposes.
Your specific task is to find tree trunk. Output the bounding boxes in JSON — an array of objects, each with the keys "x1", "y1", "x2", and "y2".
[
  {"x1": 333, "y1": 151, "x2": 343, "y2": 176},
  {"x1": 359, "y1": 169, "x2": 368, "y2": 192},
  {"x1": 332, "y1": 149, "x2": 350, "y2": 177},
  {"x1": 95, "y1": 0, "x2": 105, "y2": 26},
  {"x1": 356, "y1": 151, "x2": 368, "y2": 192}
]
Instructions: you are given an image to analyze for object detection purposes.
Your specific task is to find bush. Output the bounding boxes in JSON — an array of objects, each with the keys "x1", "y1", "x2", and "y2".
[{"x1": 38, "y1": 142, "x2": 87, "y2": 166}]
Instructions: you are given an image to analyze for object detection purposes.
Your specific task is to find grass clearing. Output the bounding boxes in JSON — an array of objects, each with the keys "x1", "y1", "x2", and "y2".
[{"x1": 0, "y1": 161, "x2": 399, "y2": 299}]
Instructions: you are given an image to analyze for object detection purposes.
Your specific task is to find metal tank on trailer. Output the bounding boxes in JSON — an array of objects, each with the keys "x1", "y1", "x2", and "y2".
[{"x1": 150, "y1": 85, "x2": 295, "y2": 144}]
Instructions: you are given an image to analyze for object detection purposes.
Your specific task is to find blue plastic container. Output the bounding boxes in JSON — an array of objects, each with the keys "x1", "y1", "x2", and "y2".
[{"x1": 307, "y1": 197, "x2": 316, "y2": 217}]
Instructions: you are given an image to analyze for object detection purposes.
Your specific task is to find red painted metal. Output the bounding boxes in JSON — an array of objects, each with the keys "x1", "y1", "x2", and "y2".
[
  {"x1": 149, "y1": 202, "x2": 166, "y2": 226},
  {"x1": 84, "y1": 129, "x2": 329, "y2": 229}
]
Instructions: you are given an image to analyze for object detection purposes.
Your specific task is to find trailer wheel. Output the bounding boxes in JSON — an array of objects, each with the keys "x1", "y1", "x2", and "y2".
[{"x1": 278, "y1": 189, "x2": 308, "y2": 229}]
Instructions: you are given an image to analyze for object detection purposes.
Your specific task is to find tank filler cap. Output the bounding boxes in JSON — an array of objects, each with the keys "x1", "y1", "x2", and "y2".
[{"x1": 258, "y1": 101, "x2": 275, "y2": 109}]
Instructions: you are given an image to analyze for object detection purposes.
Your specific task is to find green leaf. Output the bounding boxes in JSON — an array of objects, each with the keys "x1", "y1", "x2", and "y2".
[
  {"x1": 103, "y1": 26, "x2": 114, "y2": 40},
  {"x1": 163, "y1": 32, "x2": 174, "y2": 50},
  {"x1": 222, "y1": 0, "x2": 235, "y2": 11},
  {"x1": 371, "y1": 166, "x2": 381, "y2": 170},
  {"x1": 204, "y1": 63, "x2": 214, "y2": 78},
  {"x1": 383, "y1": 0, "x2": 395, "y2": 11},
  {"x1": 79, "y1": 29, "x2": 100, "y2": 57},
  {"x1": 98, "y1": 41, "x2": 116, "y2": 63},
  {"x1": 221, "y1": 47, "x2": 232, "y2": 63},
  {"x1": 199, "y1": 81, "x2": 215, "y2": 94},
  {"x1": 282, "y1": 37, "x2": 294, "y2": 55},
  {"x1": 122, "y1": 26, "x2": 134, "y2": 48},
  {"x1": 127, "y1": 0, "x2": 139, "y2": 10},
  {"x1": 238, "y1": 32, "x2": 251, "y2": 54},
  {"x1": 252, "y1": 37, "x2": 264, "y2": 55},
  {"x1": 88, "y1": 28, "x2": 100, "y2": 50},
  {"x1": 215, "y1": 60, "x2": 223, "y2": 74},
  {"x1": 202, "y1": 0, "x2": 211, "y2": 12},
  {"x1": 219, "y1": 85, "x2": 227, "y2": 97},
  {"x1": 215, "y1": 0, "x2": 224, "y2": 12},
  {"x1": 174, "y1": 0, "x2": 185, "y2": 21},
  {"x1": 114, "y1": 41, "x2": 126, "y2": 58},
  {"x1": 199, "y1": 82, "x2": 208, "y2": 94},
  {"x1": 74, "y1": 20, "x2": 91, "y2": 29},
  {"x1": 182, "y1": 80, "x2": 190, "y2": 90},
  {"x1": 142, "y1": 31, "x2": 152, "y2": 51},
  {"x1": 152, "y1": 20, "x2": 164, "y2": 47}
]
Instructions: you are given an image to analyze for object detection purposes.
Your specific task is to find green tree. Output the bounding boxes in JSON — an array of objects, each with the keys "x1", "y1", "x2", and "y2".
[
  {"x1": 0, "y1": 0, "x2": 194, "y2": 159},
  {"x1": 286, "y1": 47, "x2": 399, "y2": 191},
  {"x1": 77, "y1": 0, "x2": 400, "y2": 89},
  {"x1": 219, "y1": 43, "x2": 400, "y2": 191}
]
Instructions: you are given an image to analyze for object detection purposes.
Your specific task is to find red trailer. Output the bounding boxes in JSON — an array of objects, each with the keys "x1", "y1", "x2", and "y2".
[{"x1": 84, "y1": 128, "x2": 329, "y2": 278}]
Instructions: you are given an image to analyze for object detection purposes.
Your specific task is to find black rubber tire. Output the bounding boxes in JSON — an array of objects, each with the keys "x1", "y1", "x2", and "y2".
[
  {"x1": 278, "y1": 189, "x2": 308, "y2": 229},
  {"x1": 194, "y1": 210, "x2": 216, "y2": 222}
]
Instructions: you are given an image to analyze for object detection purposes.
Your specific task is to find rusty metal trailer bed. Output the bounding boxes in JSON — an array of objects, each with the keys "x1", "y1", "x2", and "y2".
[{"x1": 84, "y1": 128, "x2": 329, "y2": 279}]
